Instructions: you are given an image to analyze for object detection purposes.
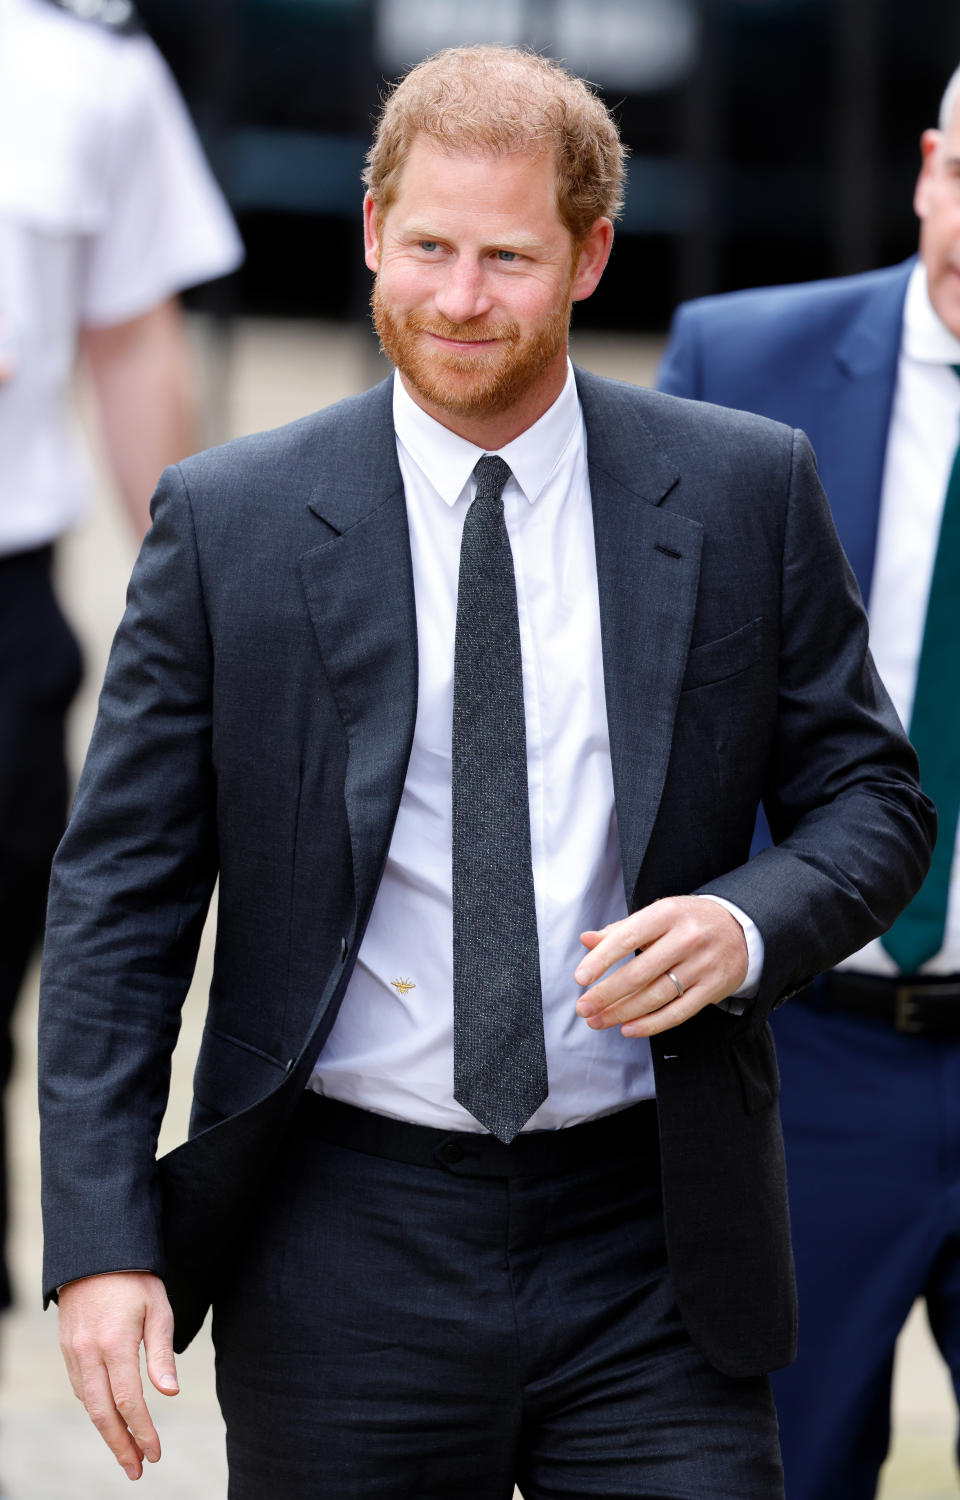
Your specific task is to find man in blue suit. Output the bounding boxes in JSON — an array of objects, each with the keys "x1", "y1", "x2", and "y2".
[
  {"x1": 659, "y1": 61, "x2": 960, "y2": 1500},
  {"x1": 39, "y1": 44, "x2": 933, "y2": 1500}
]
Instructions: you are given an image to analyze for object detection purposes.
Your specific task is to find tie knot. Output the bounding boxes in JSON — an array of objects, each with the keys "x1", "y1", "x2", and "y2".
[{"x1": 473, "y1": 455, "x2": 512, "y2": 503}]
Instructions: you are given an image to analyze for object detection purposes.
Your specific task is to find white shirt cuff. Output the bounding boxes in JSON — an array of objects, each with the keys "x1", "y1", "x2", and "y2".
[{"x1": 695, "y1": 894, "x2": 764, "y2": 1014}]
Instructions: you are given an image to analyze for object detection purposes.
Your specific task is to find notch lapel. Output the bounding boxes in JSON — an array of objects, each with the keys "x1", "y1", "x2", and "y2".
[
  {"x1": 577, "y1": 370, "x2": 703, "y2": 903},
  {"x1": 825, "y1": 259, "x2": 911, "y2": 600},
  {"x1": 297, "y1": 380, "x2": 418, "y2": 922}
]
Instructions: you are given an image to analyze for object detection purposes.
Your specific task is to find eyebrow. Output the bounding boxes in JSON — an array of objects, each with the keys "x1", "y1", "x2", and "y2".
[{"x1": 399, "y1": 223, "x2": 547, "y2": 252}]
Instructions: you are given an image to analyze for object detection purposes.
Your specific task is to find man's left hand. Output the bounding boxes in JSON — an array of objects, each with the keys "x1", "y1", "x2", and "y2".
[{"x1": 574, "y1": 896, "x2": 748, "y2": 1036}]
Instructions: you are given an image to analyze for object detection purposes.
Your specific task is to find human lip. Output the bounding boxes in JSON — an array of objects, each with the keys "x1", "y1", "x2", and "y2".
[{"x1": 427, "y1": 332, "x2": 500, "y2": 350}]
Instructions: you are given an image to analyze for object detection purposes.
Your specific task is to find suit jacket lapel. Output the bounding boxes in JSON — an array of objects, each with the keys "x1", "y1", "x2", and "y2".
[
  {"x1": 298, "y1": 378, "x2": 418, "y2": 924},
  {"x1": 576, "y1": 370, "x2": 703, "y2": 903},
  {"x1": 298, "y1": 368, "x2": 710, "y2": 923},
  {"x1": 825, "y1": 259, "x2": 911, "y2": 600}
]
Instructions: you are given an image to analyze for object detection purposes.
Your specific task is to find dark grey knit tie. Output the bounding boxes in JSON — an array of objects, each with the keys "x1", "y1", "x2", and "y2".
[{"x1": 452, "y1": 455, "x2": 548, "y2": 1143}]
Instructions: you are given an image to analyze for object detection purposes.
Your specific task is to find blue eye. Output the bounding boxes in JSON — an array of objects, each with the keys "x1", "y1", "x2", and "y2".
[
  {"x1": 497, "y1": 250, "x2": 518, "y2": 262},
  {"x1": 419, "y1": 241, "x2": 440, "y2": 253}
]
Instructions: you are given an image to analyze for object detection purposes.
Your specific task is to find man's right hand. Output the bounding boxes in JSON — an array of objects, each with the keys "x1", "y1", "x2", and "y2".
[{"x1": 58, "y1": 1271, "x2": 179, "y2": 1481}]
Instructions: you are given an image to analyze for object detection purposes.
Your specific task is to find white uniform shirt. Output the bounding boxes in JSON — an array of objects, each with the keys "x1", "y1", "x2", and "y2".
[
  {"x1": 0, "y1": 0, "x2": 243, "y2": 554},
  {"x1": 839, "y1": 260, "x2": 960, "y2": 976},
  {"x1": 311, "y1": 366, "x2": 761, "y2": 1130}
]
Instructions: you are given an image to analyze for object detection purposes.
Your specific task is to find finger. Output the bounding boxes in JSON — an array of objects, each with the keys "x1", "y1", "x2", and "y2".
[
  {"x1": 582, "y1": 970, "x2": 686, "y2": 1029},
  {"x1": 144, "y1": 1297, "x2": 179, "y2": 1399},
  {"x1": 577, "y1": 937, "x2": 686, "y2": 1017},
  {"x1": 574, "y1": 924, "x2": 645, "y2": 986},
  {"x1": 621, "y1": 984, "x2": 711, "y2": 1036},
  {"x1": 76, "y1": 1357, "x2": 147, "y2": 1480},
  {"x1": 578, "y1": 928, "x2": 607, "y2": 952},
  {"x1": 103, "y1": 1347, "x2": 161, "y2": 1468},
  {"x1": 575, "y1": 902, "x2": 676, "y2": 985},
  {"x1": 613, "y1": 943, "x2": 745, "y2": 1026},
  {"x1": 586, "y1": 944, "x2": 742, "y2": 1029}
]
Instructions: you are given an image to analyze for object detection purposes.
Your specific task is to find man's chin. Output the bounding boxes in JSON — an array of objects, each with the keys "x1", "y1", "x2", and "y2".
[{"x1": 403, "y1": 368, "x2": 516, "y2": 420}]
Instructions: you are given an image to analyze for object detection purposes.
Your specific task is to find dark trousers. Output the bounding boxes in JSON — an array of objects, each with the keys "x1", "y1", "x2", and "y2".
[
  {"x1": 213, "y1": 1096, "x2": 784, "y2": 1499},
  {"x1": 0, "y1": 546, "x2": 81, "y2": 1310},
  {"x1": 772, "y1": 991, "x2": 960, "y2": 1499}
]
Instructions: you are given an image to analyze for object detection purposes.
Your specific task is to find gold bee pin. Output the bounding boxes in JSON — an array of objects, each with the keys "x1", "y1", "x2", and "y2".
[{"x1": 390, "y1": 977, "x2": 416, "y2": 996}]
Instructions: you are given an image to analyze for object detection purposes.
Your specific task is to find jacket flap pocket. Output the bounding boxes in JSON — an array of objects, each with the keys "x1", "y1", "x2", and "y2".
[
  {"x1": 192, "y1": 1028, "x2": 289, "y2": 1121},
  {"x1": 731, "y1": 1021, "x2": 781, "y2": 1115}
]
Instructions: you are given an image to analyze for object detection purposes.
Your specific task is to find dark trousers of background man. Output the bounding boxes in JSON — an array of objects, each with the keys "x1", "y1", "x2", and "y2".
[
  {"x1": 212, "y1": 1095, "x2": 785, "y2": 1500},
  {"x1": 0, "y1": 547, "x2": 81, "y2": 1310},
  {"x1": 773, "y1": 982, "x2": 960, "y2": 1496}
]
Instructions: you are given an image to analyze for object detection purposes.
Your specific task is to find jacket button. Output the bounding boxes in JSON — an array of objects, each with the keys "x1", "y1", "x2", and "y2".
[
  {"x1": 285, "y1": 1058, "x2": 295, "y2": 1074},
  {"x1": 438, "y1": 1141, "x2": 464, "y2": 1165},
  {"x1": 340, "y1": 936, "x2": 349, "y2": 962}
]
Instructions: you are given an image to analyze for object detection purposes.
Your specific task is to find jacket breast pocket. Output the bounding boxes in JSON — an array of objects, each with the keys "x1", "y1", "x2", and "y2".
[{"x1": 681, "y1": 616, "x2": 762, "y2": 693}]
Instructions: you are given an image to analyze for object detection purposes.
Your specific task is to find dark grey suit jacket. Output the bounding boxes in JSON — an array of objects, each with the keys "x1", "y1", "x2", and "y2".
[{"x1": 38, "y1": 370, "x2": 934, "y2": 1377}]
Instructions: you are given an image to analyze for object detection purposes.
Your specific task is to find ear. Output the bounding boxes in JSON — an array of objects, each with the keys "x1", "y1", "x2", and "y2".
[
  {"x1": 570, "y1": 218, "x2": 615, "y2": 303},
  {"x1": 914, "y1": 128, "x2": 941, "y2": 220},
  {"x1": 364, "y1": 193, "x2": 381, "y2": 272}
]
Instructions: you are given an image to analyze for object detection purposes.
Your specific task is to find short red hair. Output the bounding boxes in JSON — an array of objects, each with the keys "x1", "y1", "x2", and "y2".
[{"x1": 364, "y1": 45, "x2": 626, "y2": 243}]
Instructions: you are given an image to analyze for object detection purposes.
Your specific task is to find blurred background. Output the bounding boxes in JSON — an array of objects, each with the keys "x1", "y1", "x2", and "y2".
[{"x1": 141, "y1": 0, "x2": 960, "y2": 329}]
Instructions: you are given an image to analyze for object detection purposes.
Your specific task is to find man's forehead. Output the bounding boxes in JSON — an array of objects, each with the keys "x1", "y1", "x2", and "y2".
[
  {"x1": 379, "y1": 137, "x2": 565, "y2": 230},
  {"x1": 402, "y1": 133, "x2": 555, "y2": 177}
]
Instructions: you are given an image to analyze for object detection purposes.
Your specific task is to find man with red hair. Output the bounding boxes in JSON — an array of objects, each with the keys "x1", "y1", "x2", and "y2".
[{"x1": 41, "y1": 45, "x2": 932, "y2": 1498}]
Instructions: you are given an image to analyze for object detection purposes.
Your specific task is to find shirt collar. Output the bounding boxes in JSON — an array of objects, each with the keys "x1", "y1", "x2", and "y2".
[
  {"x1": 392, "y1": 361, "x2": 581, "y2": 508},
  {"x1": 903, "y1": 260, "x2": 960, "y2": 366}
]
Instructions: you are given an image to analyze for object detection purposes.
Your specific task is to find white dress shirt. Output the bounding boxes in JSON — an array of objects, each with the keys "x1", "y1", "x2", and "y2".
[
  {"x1": 0, "y1": 0, "x2": 243, "y2": 554},
  {"x1": 838, "y1": 261, "x2": 960, "y2": 976},
  {"x1": 310, "y1": 364, "x2": 760, "y2": 1129}
]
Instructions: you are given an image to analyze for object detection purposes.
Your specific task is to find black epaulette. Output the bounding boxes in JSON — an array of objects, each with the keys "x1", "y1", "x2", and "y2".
[{"x1": 39, "y1": 0, "x2": 144, "y2": 36}]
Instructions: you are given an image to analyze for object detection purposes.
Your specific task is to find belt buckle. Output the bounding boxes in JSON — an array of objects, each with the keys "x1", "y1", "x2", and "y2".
[{"x1": 895, "y1": 985, "x2": 925, "y2": 1034}]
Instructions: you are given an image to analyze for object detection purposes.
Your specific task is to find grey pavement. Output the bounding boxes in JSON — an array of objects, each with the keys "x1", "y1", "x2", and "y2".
[{"x1": 1, "y1": 319, "x2": 955, "y2": 1497}]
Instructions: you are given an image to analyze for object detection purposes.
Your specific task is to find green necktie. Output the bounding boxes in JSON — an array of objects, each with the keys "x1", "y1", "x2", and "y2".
[{"x1": 881, "y1": 365, "x2": 960, "y2": 972}]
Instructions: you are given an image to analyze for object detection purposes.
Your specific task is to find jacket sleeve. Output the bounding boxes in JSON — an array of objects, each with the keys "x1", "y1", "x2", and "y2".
[
  {"x1": 39, "y1": 462, "x2": 218, "y2": 1303},
  {"x1": 698, "y1": 429, "x2": 936, "y2": 1015}
]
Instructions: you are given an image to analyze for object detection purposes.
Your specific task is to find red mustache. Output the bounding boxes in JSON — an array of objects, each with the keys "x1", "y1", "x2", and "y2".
[{"x1": 406, "y1": 313, "x2": 520, "y2": 344}]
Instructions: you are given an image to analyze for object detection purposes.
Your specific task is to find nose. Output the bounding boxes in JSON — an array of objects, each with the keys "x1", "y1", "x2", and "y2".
[{"x1": 433, "y1": 257, "x2": 492, "y2": 326}]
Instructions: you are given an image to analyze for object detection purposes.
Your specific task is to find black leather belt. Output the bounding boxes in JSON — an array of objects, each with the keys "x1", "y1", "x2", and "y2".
[
  {"x1": 293, "y1": 1093, "x2": 659, "y2": 1178},
  {"x1": 0, "y1": 543, "x2": 54, "y2": 576},
  {"x1": 822, "y1": 971, "x2": 960, "y2": 1036}
]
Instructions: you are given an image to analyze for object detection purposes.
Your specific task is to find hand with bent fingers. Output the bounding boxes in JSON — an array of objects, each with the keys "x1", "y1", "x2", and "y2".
[
  {"x1": 58, "y1": 1271, "x2": 179, "y2": 1481},
  {"x1": 574, "y1": 895, "x2": 749, "y2": 1037}
]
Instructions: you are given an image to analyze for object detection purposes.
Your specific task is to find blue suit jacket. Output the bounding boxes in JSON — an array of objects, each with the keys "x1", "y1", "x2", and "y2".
[
  {"x1": 38, "y1": 367, "x2": 933, "y2": 1376},
  {"x1": 658, "y1": 258, "x2": 913, "y2": 605}
]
